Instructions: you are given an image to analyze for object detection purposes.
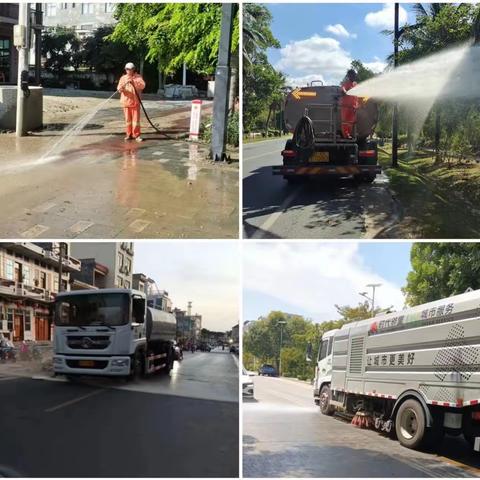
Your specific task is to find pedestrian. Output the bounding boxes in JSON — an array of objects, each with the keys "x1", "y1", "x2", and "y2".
[
  {"x1": 340, "y1": 69, "x2": 359, "y2": 139},
  {"x1": 117, "y1": 62, "x2": 146, "y2": 142}
]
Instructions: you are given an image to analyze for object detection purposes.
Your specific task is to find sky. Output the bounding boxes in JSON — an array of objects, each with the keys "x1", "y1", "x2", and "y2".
[
  {"x1": 265, "y1": 3, "x2": 413, "y2": 87},
  {"x1": 134, "y1": 242, "x2": 239, "y2": 332},
  {"x1": 243, "y1": 241, "x2": 413, "y2": 323}
]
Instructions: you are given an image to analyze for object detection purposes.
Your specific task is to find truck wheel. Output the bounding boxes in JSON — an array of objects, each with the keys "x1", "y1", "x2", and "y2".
[
  {"x1": 164, "y1": 347, "x2": 174, "y2": 374},
  {"x1": 284, "y1": 175, "x2": 302, "y2": 184},
  {"x1": 319, "y1": 385, "x2": 335, "y2": 416},
  {"x1": 130, "y1": 351, "x2": 143, "y2": 380},
  {"x1": 395, "y1": 399, "x2": 427, "y2": 449}
]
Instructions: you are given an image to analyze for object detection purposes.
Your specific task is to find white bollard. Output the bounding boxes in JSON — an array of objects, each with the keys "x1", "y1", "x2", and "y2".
[{"x1": 189, "y1": 99, "x2": 202, "y2": 141}]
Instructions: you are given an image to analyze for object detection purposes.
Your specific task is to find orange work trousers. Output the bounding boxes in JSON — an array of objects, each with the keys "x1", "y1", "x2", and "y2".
[{"x1": 123, "y1": 106, "x2": 141, "y2": 138}]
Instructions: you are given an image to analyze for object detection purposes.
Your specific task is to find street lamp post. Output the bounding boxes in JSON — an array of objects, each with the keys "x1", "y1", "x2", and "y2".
[
  {"x1": 277, "y1": 319, "x2": 286, "y2": 376},
  {"x1": 359, "y1": 283, "x2": 382, "y2": 316}
]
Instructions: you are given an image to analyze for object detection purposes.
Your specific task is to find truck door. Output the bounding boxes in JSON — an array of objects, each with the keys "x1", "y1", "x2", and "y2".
[{"x1": 316, "y1": 336, "x2": 333, "y2": 390}]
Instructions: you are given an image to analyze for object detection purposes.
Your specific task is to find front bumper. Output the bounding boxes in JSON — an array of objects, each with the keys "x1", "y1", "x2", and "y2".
[
  {"x1": 53, "y1": 354, "x2": 131, "y2": 376},
  {"x1": 243, "y1": 384, "x2": 254, "y2": 397},
  {"x1": 273, "y1": 164, "x2": 381, "y2": 176}
]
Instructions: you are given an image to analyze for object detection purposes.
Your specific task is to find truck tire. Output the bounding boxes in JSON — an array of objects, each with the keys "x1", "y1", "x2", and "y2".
[
  {"x1": 129, "y1": 350, "x2": 143, "y2": 380},
  {"x1": 395, "y1": 399, "x2": 427, "y2": 449},
  {"x1": 319, "y1": 385, "x2": 335, "y2": 416},
  {"x1": 164, "y1": 346, "x2": 174, "y2": 374}
]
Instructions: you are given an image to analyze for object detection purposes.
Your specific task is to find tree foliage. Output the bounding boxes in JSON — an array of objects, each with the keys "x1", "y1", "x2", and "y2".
[
  {"x1": 110, "y1": 3, "x2": 239, "y2": 76},
  {"x1": 403, "y1": 243, "x2": 480, "y2": 306},
  {"x1": 42, "y1": 28, "x2": 82, "y2": 76}
]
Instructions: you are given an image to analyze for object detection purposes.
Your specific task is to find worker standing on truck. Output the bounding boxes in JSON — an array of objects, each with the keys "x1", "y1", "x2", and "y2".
[
  {"x1": 340, "y1": 69, "x2": 359, "y2": 139},
  {"x1": 117, "y1": 62, "x2": 146, "y2": 142}
]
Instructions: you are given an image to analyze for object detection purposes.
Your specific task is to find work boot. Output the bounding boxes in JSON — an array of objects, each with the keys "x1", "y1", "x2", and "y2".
[{"x1": 135, "y1": 136, "x2": 143, "y2": 143}]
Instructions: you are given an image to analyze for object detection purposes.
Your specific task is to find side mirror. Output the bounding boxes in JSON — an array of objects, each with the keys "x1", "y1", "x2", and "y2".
[{"x1": 306, "y1": 342, "x2": 313, "y2": 362}]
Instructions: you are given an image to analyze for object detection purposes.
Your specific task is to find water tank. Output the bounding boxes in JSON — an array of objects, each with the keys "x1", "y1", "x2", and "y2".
[
  {"x1": 145, "y1": 307, "x2": 176, "y2": 343},
  {"x1": 284, "y1": 85, "x2": 378, "y2": 141}
]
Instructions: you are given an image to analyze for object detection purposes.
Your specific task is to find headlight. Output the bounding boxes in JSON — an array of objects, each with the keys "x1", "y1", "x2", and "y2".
[{"x1": 111, "y1": 359, "x2": 129, "y2": 367}]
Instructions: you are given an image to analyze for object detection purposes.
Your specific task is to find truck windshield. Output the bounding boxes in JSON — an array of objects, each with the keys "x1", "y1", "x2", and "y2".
[{"x1": 55, "y1": 293, "x2": 129, "y2": 327}]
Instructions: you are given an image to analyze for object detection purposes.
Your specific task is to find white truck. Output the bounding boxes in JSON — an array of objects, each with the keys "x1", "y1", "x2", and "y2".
[
  {"x1": 53, "y1": 288, "x2": 176, "y2": 379},
  {"x1": 311, "y1": 289, "x2": 480, "y2": 451}
]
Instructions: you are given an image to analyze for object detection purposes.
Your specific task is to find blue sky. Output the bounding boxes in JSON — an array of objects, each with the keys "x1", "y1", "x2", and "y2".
[
  {"x1": 133, "y1": 242, "x2": 239, "y2": 331},
  {"x1": 243, "y1": 242, "x2": 413, "y2": 323},
  {"x1": 264, "y1": 3, "x2": 414, "y2": 86}
]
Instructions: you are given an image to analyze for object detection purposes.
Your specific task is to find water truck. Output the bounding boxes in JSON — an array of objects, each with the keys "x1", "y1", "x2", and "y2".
[
  {"x1": 53, "y1": 288, "x2": 176, "y2": 379},
  {"x1": 309, "y1": 288, "x2": 480, "y2": 451},
  {"x1": 273, "y1": 81, "x2": 381, "y2": 183}
]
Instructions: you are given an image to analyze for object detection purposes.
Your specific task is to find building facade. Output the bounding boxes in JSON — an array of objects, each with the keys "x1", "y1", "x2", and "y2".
[
  {"x1": 0, "y1": 3, "x2": 18, "y2": 83},
  {"x1": 42, "y1": 3, "x2": 116, "y2": 38},
  {"x1": 70, "y1": 258, "x2": 109, "y2": 290},
  {"x1": 174, "y1": 306, "x2": 202, "y2": 344},
  {"x1": 0, "y1": 243, "x2": 81, "y2": 341},
  {"x1": 70, "y1": 242, "x2": 133, "y2": 289}
]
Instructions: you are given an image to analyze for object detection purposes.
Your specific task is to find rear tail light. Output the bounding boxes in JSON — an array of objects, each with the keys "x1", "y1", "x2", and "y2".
[
  {"x1": 282, "y1": 149, "x2": 297, "y2": 158},
  {"x1": 359, "y1": 150, "x2": 376, "y2": 158}
]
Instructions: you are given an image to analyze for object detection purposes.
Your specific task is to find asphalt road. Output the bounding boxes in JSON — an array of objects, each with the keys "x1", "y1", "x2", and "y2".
[
  {"x1": 0, "y1": 350, "x2": 238, "y2": 477},
  {"x1": 243, "y1": 138, "x2": 396, "y2": 239},
  {"x1": 243, "y1": 375, "x2": 480, "y2": 478}
]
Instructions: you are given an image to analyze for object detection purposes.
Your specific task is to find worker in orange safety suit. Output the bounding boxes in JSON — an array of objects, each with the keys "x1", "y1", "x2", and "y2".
[
  {"x1": 117, "y1": 62, "x2": 146, "y2": 142},
  {"x1": 340, "y1": 69, "x2": 359, "y2": 139}
]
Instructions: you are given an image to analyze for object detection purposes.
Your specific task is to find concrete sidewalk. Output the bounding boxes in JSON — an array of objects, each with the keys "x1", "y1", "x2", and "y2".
[{"x1": 0, "y1": 90, "x2": 238, "y2": 239}]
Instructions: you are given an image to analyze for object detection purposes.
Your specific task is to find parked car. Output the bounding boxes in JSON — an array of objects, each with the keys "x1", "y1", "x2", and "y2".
[
  {"x1": 259, "y1": 364, "x2": 277, "y2": 377},
  {"x1": 197, "y1": 343, "x2": 212, "y2": 352},
  {"x1": 229, "y1": 345, "x2": 238, "y2": 354},
  {"x1": 242, "y1": 367, "x2": 254, "y2": 398}
]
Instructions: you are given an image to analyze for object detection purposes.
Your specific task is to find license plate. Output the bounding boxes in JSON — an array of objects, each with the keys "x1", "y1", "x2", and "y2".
[
  {"x1": 309, "y1": 151, "x2": 329, "y2": 163},
  {"x1": 78, "y1": 360, "x2": 94, "y2": 367}
]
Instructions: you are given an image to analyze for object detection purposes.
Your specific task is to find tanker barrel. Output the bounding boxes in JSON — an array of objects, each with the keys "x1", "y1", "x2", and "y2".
[{"x1": 146, "y1": 307, "x2": 176, "y2": 343}]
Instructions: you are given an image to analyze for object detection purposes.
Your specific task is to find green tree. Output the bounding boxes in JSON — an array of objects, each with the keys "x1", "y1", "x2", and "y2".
[
  {"x1": 349, "y1": 60, "x2": 376, "y2": 83},
  {"x1": 42, "y1": 28, "x2": 82, "y2": 77},
  {"x1": 403, "y1": 243, "x2": 480, "y2": 306}
]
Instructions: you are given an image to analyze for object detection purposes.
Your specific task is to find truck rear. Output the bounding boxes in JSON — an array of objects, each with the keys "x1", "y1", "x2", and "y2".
[{"x1": 273, "y1": 83, "x2": 381, "y2": 183}]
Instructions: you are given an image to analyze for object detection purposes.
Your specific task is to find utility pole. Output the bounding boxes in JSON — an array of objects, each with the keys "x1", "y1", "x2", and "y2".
[
  {"x1": 211, "y1": 3, "x2": 234, "y2": 162},
  {"x1": 391, "y1": 2, "x2": 399, "y2": 167},
  {"x1": 367, "y1": 283, "x2": 382, "y2": 314},
  {"x1": 15, "y1": 2, "x2": 29, "y2": 137},
  {"x1": 182, "y1": 62, "x2": 187, "y2": 87},
  {"x1": 58, "y1": 242, "x2": 65, "y2": 293},
  {"x1": 34, "y1": 3, "x2": 42, "y2": 85}
]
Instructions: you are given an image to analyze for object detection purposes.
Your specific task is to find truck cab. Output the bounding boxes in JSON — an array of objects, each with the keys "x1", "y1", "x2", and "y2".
[
  {"x1": 53, "y1": 288, "x2": 147, "y2": 377},
  {"x1": 313, "y1": 329, "x2": 338, "y2": 412}
]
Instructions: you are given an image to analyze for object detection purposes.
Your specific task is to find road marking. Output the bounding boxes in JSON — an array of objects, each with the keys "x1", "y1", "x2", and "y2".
[
  {"x1": 67, "y1": 220, "x2": 94, "y2": 234},
  {"x1": 32, "y1": 201, "x2": 56, "y2": 213},
  {"x1": 45, "y1": 388, "x2": 103, "y2": 413},
  {"x1": 126, "y1": 207, "x2": 146, "y2": 217},
  {"x1": 231, "y1": 354, "x2": 239, "y2": 367},
  {"x1": 21, "y1": 224, "x2": 49, "y2": 238},
  {"x1": 244, "y1": 151, "x2": 278, "y2": 162},
  {"x1": 251, "y1": 187, "x2": 302, "y2": 239},
  {"x1": 128, "y1": 219, "x2": 151, "y2": 233},
  {"x1": 0, "y1": 376, "x2": 19, "y2": 382}
]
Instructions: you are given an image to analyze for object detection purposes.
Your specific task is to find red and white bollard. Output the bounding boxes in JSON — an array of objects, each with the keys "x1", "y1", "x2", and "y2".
[{"x1": 189, "y1": 99, "x2": 202, "y2": 141}]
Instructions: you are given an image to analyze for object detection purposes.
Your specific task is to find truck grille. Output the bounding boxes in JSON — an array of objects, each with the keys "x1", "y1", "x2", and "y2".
[
  {"x1": 67, "y1": 336, "x2": 110, "y2": 350},
  {"x1": 349, "y1": 336, "x2": 365, "y2": 374}
]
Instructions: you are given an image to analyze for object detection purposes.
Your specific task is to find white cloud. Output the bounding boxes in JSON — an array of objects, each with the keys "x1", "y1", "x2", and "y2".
[
  {"x1": 364, "y1": 4, "x2": 408, "y2": 30},
  {"x1": 243, "y1": 243, "x2": 405, "y2": 324},
  {"x1": 275, "y1": 35, "x2": 352, "y2": 85},
  {"x1": 325, "y1": 23, "x2": 357, "y2": 39},
  {"x1": 285, "y1": 73, "x2": 326, "y2": 89},
  {"x1": 364, "y1": 56, "x2": 387, "y2": 74}
]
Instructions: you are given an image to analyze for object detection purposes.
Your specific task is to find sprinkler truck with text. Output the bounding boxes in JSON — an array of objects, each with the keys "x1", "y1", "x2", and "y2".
[
  {"x1": 53, "y1": 288, "x2": 176, "y2": 379},
  {"x1": 309, "y1": 289, "x2": 480, "y2": 451},
  {"x1": 273, "y1": 78, "x2": 381, "y2": 184}
]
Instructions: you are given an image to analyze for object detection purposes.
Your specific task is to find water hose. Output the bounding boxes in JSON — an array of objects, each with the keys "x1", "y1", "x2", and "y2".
[
  {"x1": 293, "y1": 115, "x2": 315, "y2": 150},
  {"x1": 127, "y1": 80, "x2": 177, "y2": 140}
]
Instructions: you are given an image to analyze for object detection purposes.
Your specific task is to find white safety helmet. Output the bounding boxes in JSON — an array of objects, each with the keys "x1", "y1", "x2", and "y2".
[{"x1": 125, "y1": 62, "x2": 135, "y2": 70}]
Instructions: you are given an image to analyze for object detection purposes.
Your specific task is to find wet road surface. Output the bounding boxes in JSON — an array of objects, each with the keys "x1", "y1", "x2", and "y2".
[
  {"x1": 0, "y1": 350, "x2": 238, "y2": 477},
  {"x1": 0, "y1": 97, "x2": 238, "y2": 239},
  {"x1": 243, "y1": 139, "x2": 397, "y2": 239},
  {"x1": 243, "y1": 375, "x2": 480, "y2": 477}
]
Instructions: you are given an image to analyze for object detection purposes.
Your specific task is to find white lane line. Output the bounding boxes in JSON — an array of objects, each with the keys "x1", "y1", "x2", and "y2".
[
  {"x1": 244, "y1": 151, "x2": 277, "y2": 162},
  {"x1": 231, "y1": 354, "x2": 239, "y2": 367},
  {"x1": 45, "y1": 388, "x2": 103, "y2": 413},
  {"x1": 251, "y1": 187, "x2": 302, "y2": 239}
]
